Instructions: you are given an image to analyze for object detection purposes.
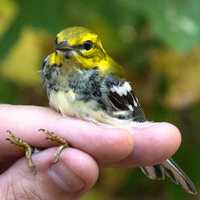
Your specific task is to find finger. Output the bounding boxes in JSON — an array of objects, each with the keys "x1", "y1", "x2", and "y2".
[
  {"x1": 0, "y1": 105, "x2": 134, "y2": 165},
  {"x1": 115, "y1": 122, "x2": 182, "y2": 167},
  {"x1": 0, "y1": 147, "x2": 99, "y2": 200}
]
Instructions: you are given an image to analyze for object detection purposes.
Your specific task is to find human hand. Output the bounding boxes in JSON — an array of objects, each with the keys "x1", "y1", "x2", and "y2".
[{"x1": 0, "y1": 105, "x2": 181, "y2": 200}]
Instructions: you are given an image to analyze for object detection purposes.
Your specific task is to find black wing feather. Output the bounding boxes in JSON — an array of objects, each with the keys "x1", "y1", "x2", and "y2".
[{"x1": 102, "y1": 76, "x2": 145, "y2": 122}]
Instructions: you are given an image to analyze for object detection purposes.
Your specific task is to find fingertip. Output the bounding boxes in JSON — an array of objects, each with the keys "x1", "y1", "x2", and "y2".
[
  {"x1": 116, "y1": 122, "x2": 182, "y2": 167},
  {"x1": 159, "y1": 122, "x2": 182, "y2": 156},
  {"x1": 136, "y1": 122, "x2": 182, "y2": 166},
  {"x1": 59, "y1": 148, "x2": 99, "y2": 191},
  {"x1": 33, "y1": 147, "x2": 99, "y2": 193}
]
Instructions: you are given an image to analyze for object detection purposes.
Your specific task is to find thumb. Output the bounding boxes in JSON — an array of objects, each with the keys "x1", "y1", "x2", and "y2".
[{"x1": 0, "y1": 148, "x2": 99, "y2": 200}]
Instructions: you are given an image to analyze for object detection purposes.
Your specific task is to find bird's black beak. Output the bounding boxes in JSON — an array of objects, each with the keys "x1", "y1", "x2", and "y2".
[
  {"x1": 55, "y1": 41, "x2": 73, "y2": 51},
  {"x1": 55, "y1": 41, "x2": 74, "y2": 58}
]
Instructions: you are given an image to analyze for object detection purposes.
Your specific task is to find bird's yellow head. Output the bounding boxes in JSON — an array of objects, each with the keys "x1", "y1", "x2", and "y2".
[{"x1": 55, "y1": 26, "x2": 122, "y2": 75}]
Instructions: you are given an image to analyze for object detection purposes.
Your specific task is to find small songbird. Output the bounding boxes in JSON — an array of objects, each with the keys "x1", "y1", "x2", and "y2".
[
  {"x1": 40, "y1": 26, "x2": 197, "y2": 194},
  {"x1": 7, "y1": 26, "x2": 197, "y2": 194}
]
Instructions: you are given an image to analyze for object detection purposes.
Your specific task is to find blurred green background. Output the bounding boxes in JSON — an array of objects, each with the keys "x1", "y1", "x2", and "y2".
[{"x1": 0, "y1": 0, "x2": 200, "y2": 199}]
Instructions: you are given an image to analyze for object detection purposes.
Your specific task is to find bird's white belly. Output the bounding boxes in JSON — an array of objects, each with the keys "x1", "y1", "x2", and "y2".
[
  {"x1": 49, "y1": 90, "x2": 112, "y2": 123},
  {"x1": 49, "y1": 90, "x2": 146, "y2": 129}
]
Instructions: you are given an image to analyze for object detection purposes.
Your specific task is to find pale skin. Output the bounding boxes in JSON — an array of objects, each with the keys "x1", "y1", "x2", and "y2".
[{"x1": 0, "y1": 105, "x2": 181, "y2": 200}]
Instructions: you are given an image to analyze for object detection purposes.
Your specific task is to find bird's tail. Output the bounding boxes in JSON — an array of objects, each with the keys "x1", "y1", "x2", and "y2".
[{"x1": 140, "y1": 159, "x2": 197, "y2": 195}]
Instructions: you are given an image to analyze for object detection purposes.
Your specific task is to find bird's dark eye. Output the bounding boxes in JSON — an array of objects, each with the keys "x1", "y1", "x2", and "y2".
[{"x1": 83, "y1": 40, "x2": 93, "y2": 50}]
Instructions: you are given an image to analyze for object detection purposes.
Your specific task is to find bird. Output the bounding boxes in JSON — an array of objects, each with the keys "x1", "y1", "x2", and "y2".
[{"x1": 7, "y1": 26, "x2": 197, "y2": 194}]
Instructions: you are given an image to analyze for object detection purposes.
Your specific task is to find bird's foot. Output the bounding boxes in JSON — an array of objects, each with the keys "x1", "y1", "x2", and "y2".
[
  {"x1": 38, "y1": 129, "x2": 68, "y2": 163},
  {"x1": 6, "y1": 130, "x2": 36, "y2": 174}
]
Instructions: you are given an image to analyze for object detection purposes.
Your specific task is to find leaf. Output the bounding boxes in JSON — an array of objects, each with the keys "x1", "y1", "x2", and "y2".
[
  {"x1": 151, "y1": 48, "x2": 200, "y2": 108},
  {"x1": 0, "y1": 27, "x2": 50, "y2": 86},
  {"x1": 116, "y1": 0, "x2": 200, "y2": 52}
]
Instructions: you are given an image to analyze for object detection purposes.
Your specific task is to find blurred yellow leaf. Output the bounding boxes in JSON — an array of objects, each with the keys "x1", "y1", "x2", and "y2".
[
  {"x1": 151, "y1": 49, "x2": 200, "y2": 108},
  {"x1": 0, "y1": 0, "x2": 18, "y2": 37},
  {"x1": 0, "y1": 27, "x2": 51, "y2": 86}
]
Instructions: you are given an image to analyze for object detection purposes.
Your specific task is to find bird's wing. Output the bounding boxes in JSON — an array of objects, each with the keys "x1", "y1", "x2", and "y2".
[{"x1": 102, "y1": 76, "x2": 145, "y2": 122}]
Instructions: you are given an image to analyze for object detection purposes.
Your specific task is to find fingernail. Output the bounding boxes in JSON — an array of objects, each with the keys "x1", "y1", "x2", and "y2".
[{"x1": 48, "y1": 162, "x2": 84, "y2": 193}]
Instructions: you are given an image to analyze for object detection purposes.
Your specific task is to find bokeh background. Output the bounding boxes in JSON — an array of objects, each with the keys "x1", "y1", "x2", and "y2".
[{"x1": 0, "y1": 0, "x2": 200, "y2": 199}]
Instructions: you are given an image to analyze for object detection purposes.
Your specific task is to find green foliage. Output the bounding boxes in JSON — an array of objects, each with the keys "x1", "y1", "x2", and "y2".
[
  {"x1": 0, "y1": 77, "x2": 21, "y2": 104},
  {"x1": 123, "y1": 0, "x2": 200, "y2": 51}
]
